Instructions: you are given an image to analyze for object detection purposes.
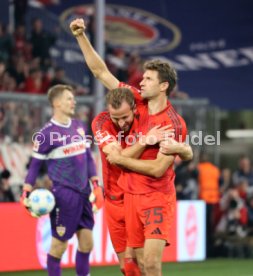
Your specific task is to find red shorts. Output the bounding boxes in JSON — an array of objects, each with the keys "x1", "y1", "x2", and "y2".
[
  {"x1": 104, "y1": 197, "x2": 126, "y2": 253},
  {"x1": 124, "y1": 191, "x2": 176, "y2": 248}
]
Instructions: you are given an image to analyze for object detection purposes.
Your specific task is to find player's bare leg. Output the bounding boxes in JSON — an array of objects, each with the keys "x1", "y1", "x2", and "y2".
[
  {"x1": 133, "y1": 247, "x2": 145, "y2": 275},
  {"x1": 77, "y1": 228, "x2": 93, "y2": 251},
  {"x1": 144, "y1": 239, "x2": 165, "y2": 276},
  {"x1": 49, "y1": 236, "x2": 68, "y2": 257},
  {"x1": 47, "y1": 237, "x2": 68, "y2": 276},
  {"x1": 116, "y1": 251, "x2": 126, "y2": 274},
  {"x1": 124, "y1": 247, "x2": 142, "y2": 275},
  {"x1": 76, "y1": 228, "x2": 93, "y2": 276}
]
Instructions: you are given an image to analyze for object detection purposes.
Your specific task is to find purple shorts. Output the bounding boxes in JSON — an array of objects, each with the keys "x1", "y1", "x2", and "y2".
[{"x1": 50, "y1": 185, "x2": 94, "y2": 241}]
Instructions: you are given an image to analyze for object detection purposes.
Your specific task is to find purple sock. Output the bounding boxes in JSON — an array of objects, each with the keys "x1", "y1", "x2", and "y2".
[
  {"x1": 47, "y1": 254, "x2": 61, "y2": 276},
  {"x1": 76, "y1": 250, "x2": 90, "y2": 276}
]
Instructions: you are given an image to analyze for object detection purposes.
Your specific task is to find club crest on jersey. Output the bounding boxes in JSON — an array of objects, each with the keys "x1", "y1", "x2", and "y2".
[
  {"x1": 77, "y1": 128, "x2": 85, "y2": 137},
  {"x1": 56, "y1": 225, "x2": 66, "y2": 237}
]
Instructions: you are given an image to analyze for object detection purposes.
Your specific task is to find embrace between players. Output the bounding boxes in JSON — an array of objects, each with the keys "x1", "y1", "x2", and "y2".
[{"x1": 21, "y1": 18, "x2": 193, "y2": 276}]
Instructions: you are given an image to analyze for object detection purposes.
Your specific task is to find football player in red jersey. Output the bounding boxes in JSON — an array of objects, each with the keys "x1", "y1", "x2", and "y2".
[
  {"x1": 92, "y1": 88, "x2": 175, "y2": 275},
  {"x1": 70, "y1": 19, "x2": 193, "y2": 276}
]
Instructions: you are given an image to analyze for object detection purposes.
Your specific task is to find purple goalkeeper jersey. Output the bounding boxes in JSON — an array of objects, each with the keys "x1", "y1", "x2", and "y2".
[{"x1": 25, "y1": 118, "x2": 97, "y2": 194}]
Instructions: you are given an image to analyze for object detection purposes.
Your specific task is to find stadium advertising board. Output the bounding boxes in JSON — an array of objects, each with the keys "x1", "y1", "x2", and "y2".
[{"x1": 0, "y1": 201, "x2": 205, "y2": 272}]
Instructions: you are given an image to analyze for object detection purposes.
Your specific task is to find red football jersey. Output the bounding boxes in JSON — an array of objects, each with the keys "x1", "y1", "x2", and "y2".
[
  {"x1": 92, "y1": 111, "x2": 125, "y2": 200},
  {"x1": 118, "y1": 83, "x2": 188, "y2": 194}
]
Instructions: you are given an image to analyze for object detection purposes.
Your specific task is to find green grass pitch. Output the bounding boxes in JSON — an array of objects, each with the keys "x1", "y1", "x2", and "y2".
[{"x1": 1, "y1": 259, "x2": 252, "y2": 276}]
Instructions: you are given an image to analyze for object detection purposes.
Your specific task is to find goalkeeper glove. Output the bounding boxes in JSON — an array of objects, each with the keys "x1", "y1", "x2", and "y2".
[
  {"x1": 20, "y1": 188, "x2": 40, "y2": 218},
  {"x1": 89, "y1": 179, "x2": 104, "y2": 213}
]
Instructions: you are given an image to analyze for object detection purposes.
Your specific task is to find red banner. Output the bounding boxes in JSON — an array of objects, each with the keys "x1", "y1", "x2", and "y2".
[{"x1": 0, "y1": 201, "x2": 205, "y2": 272}]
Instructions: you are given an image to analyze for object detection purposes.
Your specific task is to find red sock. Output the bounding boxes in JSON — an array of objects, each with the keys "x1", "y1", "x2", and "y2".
[
  {"x1": 132, "y1": 258, "x2": 141, "y2": 276},
  {"x1": 124, "y1": 258, "x2": 141, "y2": 276}
]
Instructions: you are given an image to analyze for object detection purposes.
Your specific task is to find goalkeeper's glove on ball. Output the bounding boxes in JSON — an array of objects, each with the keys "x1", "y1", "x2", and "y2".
[
  {"x1": 20, "y1": 189, "x2": 40, "y2": 218},
  {"x1": 89, "y1": 179, "x2": 104, "y2": 213}
]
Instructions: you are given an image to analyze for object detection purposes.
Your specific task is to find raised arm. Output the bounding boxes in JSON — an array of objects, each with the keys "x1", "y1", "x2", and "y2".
[{"x1": 70, "y1": 18, "x2": 119, "y2": 90}]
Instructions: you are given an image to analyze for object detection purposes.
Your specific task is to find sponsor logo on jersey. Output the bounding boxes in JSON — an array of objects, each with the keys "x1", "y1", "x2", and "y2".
[
  {"x1": 46, "y1": 141, "x2": 87, "y2": 159},
  {"x1": 62, "y1": 142, "x2": 86, "y2": 155}
]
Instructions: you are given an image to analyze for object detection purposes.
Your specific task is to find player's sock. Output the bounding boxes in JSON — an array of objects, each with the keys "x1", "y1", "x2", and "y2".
[
  {"x1": 124, "y1": 258, "x2": 141, "y2": 276},
  {"x1": 47, "y1": 254, "x2": 61, "y2": 276},
  {"x1": 75, "y1": 250, "x2": 90, "y2": 276},
  {"x1": 132, "y1": 258, "x2": 142, "y2": 276}
]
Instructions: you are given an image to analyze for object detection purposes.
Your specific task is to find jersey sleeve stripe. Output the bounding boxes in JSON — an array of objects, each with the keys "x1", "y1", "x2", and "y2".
[
  {"x1": 32, "y1": 152, "x2": 47, "y2": 160},
  {"x1": 166, "y1": 106, "x2": 183, "y2": 141}
]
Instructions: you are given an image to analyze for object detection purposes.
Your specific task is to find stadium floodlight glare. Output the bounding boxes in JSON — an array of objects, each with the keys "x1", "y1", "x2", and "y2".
[{"x1": 226, "y1": 129, "x2": 253, "y2": 138}]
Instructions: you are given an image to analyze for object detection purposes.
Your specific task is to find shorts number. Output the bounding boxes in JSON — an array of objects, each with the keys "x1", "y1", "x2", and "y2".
[
  {"x1": 154, "y1": 207, "x2": 163, "y2": 223},
  {"x1": 144, "y1": 207, "x2": 163, "y2": 226}
]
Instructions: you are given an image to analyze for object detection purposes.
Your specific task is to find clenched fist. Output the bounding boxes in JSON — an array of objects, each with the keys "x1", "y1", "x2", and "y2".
[{"x1": 69, "y1": 18, "x2": 86, "y2": 37}]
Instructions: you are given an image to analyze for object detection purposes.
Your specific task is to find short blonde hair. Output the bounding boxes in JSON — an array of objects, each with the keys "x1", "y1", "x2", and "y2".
[{"x1": 47, "y1": 84, "x2": 74, "y2": 106}]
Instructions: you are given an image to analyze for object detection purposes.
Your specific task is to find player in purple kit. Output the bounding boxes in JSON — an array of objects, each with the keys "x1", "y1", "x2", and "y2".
[{"x1": 20, "y1": 84, "x2": 103, "y2": 276}]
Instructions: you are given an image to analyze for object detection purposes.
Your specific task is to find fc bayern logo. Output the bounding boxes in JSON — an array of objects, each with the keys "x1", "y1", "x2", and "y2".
[
  {"x1": 60, "y1": 4, "x2": 181, "y2": 54},
  {"x1": 185, "y1": 204, "x2": 198, "y2": 257}
]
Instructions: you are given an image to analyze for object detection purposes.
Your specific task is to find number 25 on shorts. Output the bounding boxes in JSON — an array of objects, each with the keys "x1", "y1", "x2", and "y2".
[{"x1": 144, "y1": 207, "x2": 163, "y2": 226}]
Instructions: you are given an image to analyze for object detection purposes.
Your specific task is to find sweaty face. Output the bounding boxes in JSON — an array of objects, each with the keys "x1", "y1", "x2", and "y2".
[
  {"x1": 139, "y1": 70, "x2": 164, "y2": 99},
  {"x1": 108, "y1": 101, "x2": 135, "y2": 133},
  {"x1": 55, "y1": 89, "x2": 76, "y2": 117}
]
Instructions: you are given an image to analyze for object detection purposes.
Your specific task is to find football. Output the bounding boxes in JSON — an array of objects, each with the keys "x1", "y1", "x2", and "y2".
[{"x1": 29, "y1": 189, "x2": 55, "y2": 216}]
